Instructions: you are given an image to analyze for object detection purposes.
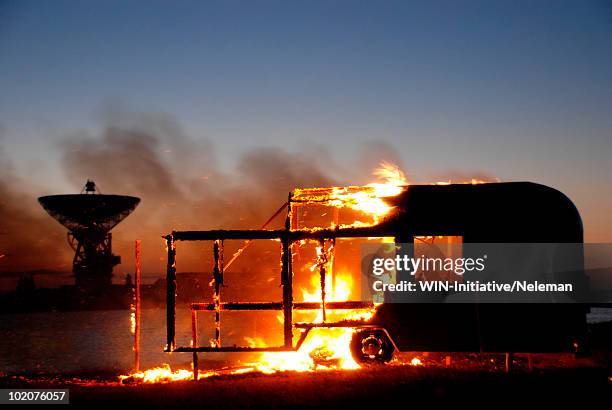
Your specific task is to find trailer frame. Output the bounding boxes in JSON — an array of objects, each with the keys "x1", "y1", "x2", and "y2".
[{"x1": 164, "y1": 195, "x2": 385, "y2": 380}]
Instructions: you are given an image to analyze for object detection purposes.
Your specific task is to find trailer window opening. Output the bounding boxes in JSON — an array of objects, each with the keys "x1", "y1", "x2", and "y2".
[{"x1": 413, "y1": 236, "x2": 464, "y2": 282}]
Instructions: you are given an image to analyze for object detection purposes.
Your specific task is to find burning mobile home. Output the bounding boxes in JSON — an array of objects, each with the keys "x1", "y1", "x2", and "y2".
[{"x1": 161, "y1": 165, "x2": 588, "y2": 379}]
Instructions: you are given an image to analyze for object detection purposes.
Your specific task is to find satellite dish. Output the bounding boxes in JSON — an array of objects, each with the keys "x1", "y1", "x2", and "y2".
[
  {"x1": 38, "y1": 193, "x2": 140, "y2": 233},
  {"x1": 38, "y1": 181, "x2": 140, "y2": 290}
]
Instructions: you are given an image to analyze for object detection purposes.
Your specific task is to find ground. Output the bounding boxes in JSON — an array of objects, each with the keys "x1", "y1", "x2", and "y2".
[{"x1": 2, "y1": 353, "x2": 610, "y2": 408}]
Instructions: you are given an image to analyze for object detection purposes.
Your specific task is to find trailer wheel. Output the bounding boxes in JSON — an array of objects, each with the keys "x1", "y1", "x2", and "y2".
[{"x1": 350, "y1": 329, "x2": 394, "y2": 365}]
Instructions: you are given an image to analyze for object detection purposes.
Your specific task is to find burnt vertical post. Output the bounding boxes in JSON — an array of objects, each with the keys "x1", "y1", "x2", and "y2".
[
  {"x1": 505, "y1": 352, "x2": 513, "y2": 373},
  {"x1": 213, "y1": 240, "x2": 224, "y2": 348},
  {"x1": 317, "y1": 239, "x2": 327, "y2": 322},
  {"x1": 191, "y1": 309, "x2": 199, "y2": 380},
  {"x1": 166, "y1": 234, "x2": 177, "y2": 352},
  {"x1": 281, "y1": 193, "x2": 293, "y2": 348},
  {"x1": 134, "y1": 240, "x2": 141, "y2": 371},
  {"x1": 331, "y1": 208, "x2": 339, "y2": 293}
]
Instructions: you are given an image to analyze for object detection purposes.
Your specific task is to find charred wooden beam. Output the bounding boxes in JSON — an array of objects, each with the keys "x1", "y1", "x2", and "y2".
[
  {"x1": 170, "y1": 224, "x2": 392, "y2": 242},
  {"x1": 212, "y1": 240, "x2": 223, "y2": 348},
  {"x1": 192, "y1": 302, "x2": 283, "y2": 311},
  {"x1": 191, "y1": 309, "x2": 198, "y2": 381},
  {"x1": 174, "y1": 229, "x2": 284, "y2": 241},
  {"x1": 293, "y1": 301, "x2": 374, "y2": 310},
  {"x1": 165, "y1": 235, "x2": 177, "y2": 352},
  {"x1": 281, "y1": 194, "x2": 293, "y2": 348},
  {"x1": 293, "y1": 320, "x2": 373, "y2": 328},
  {"x1": 134, "y1": 240, "x2": 141, "y2": 371},
  {"x1": 174, "y1": 346, "x2": 298, "y2": 353},
  {"x1": 317, "y1": 239, "x2": 328, "y2": 322},
  {"x1": 190, "y1": 301, "x2": 374, "y2": 311},
  {"x1": 288, "y1": 226, "x2": 391, "y2": 240}
]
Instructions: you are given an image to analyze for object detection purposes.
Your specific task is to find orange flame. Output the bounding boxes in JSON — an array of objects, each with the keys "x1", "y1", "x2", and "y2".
[
  {"x1": 119, "y1": 365, "x2": 194, "y2": 383},
  {"x1": 292, "y1": 162, "x2": 409, "y2": 227},
  {"x1": 248, "y1": 273, "x2": 374, "y2": 373},
  {"x1": 242, "y1": 163, "x2": 410, "y2": 372},
  {"x1": 129, "y1": 310, "x2": 136, "y2": 335}
]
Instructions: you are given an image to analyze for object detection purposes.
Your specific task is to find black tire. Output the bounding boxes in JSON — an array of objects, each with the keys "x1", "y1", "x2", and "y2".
[{"x1": 350, "y1": 329, "x2": 395, "y2": 365}]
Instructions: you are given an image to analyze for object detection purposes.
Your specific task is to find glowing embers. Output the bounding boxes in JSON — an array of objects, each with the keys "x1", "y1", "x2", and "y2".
[
  {"x1": 120, "y1": 364, "x2": 195, "y2": 383},
  {"x1": 246, "y1": 327, "x2": 361, "y2": 373}
]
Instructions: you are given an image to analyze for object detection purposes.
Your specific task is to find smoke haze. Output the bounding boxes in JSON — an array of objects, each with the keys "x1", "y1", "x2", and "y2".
[
  {"x1": 58, "y1": 113, "x2": 340, "y2": 277},
  {"x1": 0, "y1": 140, "x2": 72, "y2": 274},
  {"x1": 1, "y1": 111, "x2": 496, "y2": 288}
]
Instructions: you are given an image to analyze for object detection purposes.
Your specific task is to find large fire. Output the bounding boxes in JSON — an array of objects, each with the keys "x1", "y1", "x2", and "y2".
[
  {"x1": 247, "y1": 272, "x2": 374, "y2": 373},
  {"x1": 247, "y1": 163, "x2": 408, "y2": 372},
  {"x1": 292, "y1": 161, "x2": 408, "y2": 228},
  {"x1": 121, "y1": 163, "x2": 495, "y2": 383}
]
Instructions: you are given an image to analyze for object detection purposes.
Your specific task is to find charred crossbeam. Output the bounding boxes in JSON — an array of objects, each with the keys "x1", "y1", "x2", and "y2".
[
  {"x1": 173, "y1": 346, "x2": 298, "y2": 353},
  {"x1": 190, "y1": 301, "x2": 374, "y2": 311},
  {"x1": 293, "y1": 320, "x2": 374, "y2": 329},
  {"x1": 170, "y1": 225, "x2": 390, "y2": 242}
]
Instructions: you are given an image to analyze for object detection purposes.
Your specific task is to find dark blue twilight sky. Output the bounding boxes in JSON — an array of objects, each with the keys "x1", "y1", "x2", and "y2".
[{"x1": 1, "y1": 0, "x2": 611, "y2": 242}]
